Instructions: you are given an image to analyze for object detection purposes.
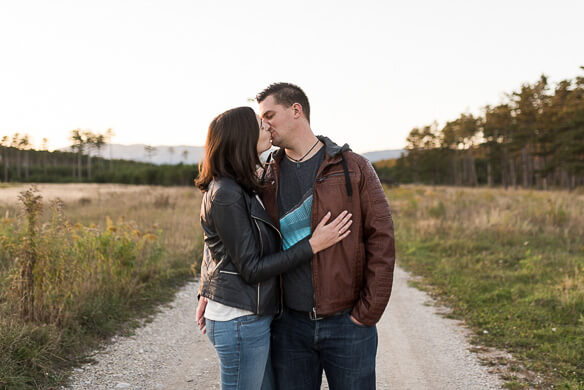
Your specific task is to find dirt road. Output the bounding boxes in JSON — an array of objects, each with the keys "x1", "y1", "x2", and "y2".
[{"x1": 66, "y1": 266, "x2": 504, "y2": 389}]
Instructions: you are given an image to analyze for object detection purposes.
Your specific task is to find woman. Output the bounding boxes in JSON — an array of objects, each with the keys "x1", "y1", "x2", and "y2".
[{"x1": 195, "y1": 106, "x2": 352, "y2": 390}]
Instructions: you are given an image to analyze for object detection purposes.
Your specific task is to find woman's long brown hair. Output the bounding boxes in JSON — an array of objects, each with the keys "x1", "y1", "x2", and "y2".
[{"x1": 195, "y1": 106, "x2": 262, "y2": 194}]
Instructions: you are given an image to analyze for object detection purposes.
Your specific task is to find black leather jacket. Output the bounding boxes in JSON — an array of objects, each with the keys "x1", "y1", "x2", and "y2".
[{"x1": 198, "y1": 177, "x2": 314, "y2": 315}]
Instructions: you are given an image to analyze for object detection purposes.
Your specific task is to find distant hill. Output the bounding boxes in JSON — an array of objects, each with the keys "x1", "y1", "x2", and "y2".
[
  {"x1": 60, "y1": 144, "x2": 404, "y2": 165},
  {"x1": 362, "y1": 149, "x2": 405, "y2": 162},
  {"x1": 61, "y1": 144, "x2": 205, "y2": 165}
]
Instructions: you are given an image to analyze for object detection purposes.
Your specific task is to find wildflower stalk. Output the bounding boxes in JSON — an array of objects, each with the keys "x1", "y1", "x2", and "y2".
[{"x1": 16, "y1": 185, "x2": 43, "y2": 322}]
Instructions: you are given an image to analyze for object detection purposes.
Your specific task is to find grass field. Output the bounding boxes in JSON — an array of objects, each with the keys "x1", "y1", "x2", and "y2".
[
  {"x1": 1, "y1": 183, "x2": 583, "y2": 389},
  {"x1": 387, "y1": 185, "x2": 584, "y2": 389},
  {"x1": 0, "y1": 184, "x2": 203, "y2": 389}
]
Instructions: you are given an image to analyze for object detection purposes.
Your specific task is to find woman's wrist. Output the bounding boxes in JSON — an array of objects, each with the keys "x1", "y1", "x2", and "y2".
[{"x1": 308, "y1": 237, "x2": 319, "y2": 254}]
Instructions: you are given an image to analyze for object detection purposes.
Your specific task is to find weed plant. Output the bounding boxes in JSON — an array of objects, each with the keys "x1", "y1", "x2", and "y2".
[
  {"x1": 0, "y1": 184, "x2": 203, "y2": 389},
  {"x1": 388, "y1": 185, "x2": 584, "y2": 388}
]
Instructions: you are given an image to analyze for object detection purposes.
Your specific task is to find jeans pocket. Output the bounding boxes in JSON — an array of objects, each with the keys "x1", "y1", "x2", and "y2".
[{"x1": 345, "y1": 313, "x2": 371, "y2": 329}]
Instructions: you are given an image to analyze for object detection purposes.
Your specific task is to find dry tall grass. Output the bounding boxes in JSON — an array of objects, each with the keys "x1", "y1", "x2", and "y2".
[
  {"x1": 0, "y1": 184, "x2": 203, "y2": 389},
  {"x1": 388, "y1": 185, "x2": 584, "y2": 239},
  {"x1": 1, "y1": 184, "x2": 203, "y2": 270}
]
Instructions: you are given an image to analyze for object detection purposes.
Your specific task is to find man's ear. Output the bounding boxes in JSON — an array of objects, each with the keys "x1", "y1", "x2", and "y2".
[{"x1": 291, "y1": 103, "x2": 303, "y2": 119}]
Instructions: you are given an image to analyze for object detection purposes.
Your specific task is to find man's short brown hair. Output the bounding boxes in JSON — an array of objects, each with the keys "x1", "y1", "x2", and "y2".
[{"x1": 256, "y1": 82, "x2": 310, "y2": 123}]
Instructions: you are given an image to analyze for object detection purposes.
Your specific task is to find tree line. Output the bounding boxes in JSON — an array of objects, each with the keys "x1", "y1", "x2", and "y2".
[
  {"x1": 377, "y1": 67, "x2": 584, "y2": 190},
  {"x1": 0, "y1": 129, "x2": 196, "y2": 186},
  {"x1": 3, "y1": 67, "x2": 583, "y2": 191}
]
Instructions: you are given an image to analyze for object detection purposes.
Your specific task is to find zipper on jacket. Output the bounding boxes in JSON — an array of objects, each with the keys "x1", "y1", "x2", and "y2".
[
  {"x1": 257, "y1": 281, "x2": 261, "y2": 314},
  {"x1": 316, "y1": 172, "x2": 352, "y2": 182},
  {"x1": 253, "y1": 219, "x2": 265, "y2": 258},
  {"x1": 253, "y1": 218, "x2": 263, "y2": 314},
  {"x1": 252, "y1": 212, "x2": 284, "y2": 315},
  {"x1": 263, "y1": 160, "x2": 285, "y2": 317},
  {"x1": 310, "y1": 189, "x2": 319, "y2": 317},
  {"x1": 219, "y1": 270, "x2": 238, "y2": 275},
  {"x1": 252, "y1": 215, "x2": 283, "y2": 241}
]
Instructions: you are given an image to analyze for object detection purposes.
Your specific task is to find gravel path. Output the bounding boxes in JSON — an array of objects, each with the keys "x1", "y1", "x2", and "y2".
[
  {"x1": 66, "y1": 266, "x2": 504, "y2": 389},
  {"x1": 375, "y1": 267, "x2": 503, "y2": 390},
  {"x1": 65, "y1": 284, "x2": 219, "y2": 390}
]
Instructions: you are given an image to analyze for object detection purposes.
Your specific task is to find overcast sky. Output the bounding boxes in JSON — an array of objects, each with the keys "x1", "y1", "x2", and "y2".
[{"x1": 0, "y1": 0, "x2": 582, "y2": 153}]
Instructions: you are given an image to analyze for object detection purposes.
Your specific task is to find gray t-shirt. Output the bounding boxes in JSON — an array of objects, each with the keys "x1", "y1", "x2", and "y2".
[{"x1": 278, "y1": 147, "x2": 325, "y2": 311}]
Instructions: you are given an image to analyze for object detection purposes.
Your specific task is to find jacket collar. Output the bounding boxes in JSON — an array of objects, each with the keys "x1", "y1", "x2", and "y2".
[
  {"x1": 263, "y1": 135, "x2": 354, "y2": 197},
  {"x1": 269, "y1": 135, "x2": 351, "y2": 165}
]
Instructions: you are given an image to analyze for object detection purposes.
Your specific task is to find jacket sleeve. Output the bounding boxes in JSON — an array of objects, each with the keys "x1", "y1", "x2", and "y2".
[
  {"x1": 211, "y1": 188, "x2": 314, "y2": 284},
  {"x1": 351, "y1": 158, "x2": 396, "y2": 326}
]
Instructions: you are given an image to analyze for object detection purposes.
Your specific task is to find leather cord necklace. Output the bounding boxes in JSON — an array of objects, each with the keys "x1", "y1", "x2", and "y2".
[{"x1": 286, "y1": 139, "x2": 320, "y2": 168}]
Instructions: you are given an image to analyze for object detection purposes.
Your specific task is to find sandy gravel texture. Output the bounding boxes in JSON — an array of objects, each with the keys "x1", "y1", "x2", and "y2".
[
  {"x1": 65, "y1": 266, "x2": 504, "y2": 390},
  {"x1": 375, "y1": 267, "x2": 503, "y2": 390}
]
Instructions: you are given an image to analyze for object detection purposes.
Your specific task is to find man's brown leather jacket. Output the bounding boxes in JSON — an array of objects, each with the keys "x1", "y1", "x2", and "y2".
[{"x1": 261, "y1": 136, "x2": 395, "y2": 326}]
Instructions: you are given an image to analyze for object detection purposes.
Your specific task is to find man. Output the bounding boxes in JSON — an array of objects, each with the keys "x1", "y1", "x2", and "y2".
[{"x1": 257, "y1": 82, "x2": 395, "y2": 390}]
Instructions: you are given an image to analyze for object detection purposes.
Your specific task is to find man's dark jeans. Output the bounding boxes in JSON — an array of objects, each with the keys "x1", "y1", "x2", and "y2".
[{"x1": 271, "y1": 310, "x2": 378, "y2": 390}]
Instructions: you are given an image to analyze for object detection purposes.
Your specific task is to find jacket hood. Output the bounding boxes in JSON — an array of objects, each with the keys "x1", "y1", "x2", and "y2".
[{"x1": 316, "y1": 135, "x2": 352, "y2": 159}]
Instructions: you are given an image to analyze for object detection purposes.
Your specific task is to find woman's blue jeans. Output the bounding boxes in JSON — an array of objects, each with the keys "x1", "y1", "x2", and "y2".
[{"x1": 207, "y1": 314, "x2": 274, "y2": 390}]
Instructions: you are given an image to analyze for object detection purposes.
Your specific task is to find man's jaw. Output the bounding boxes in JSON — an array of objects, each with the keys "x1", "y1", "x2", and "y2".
[{"x1": 269, "y1": 133, "x2": 282, "y2": 147}]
